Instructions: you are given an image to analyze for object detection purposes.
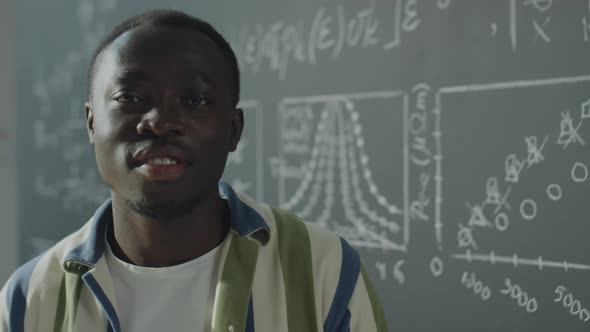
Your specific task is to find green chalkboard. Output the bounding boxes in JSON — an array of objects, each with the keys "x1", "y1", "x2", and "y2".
[{"x1": 16, "y1": 0, "x2": 590, "y2": 330}]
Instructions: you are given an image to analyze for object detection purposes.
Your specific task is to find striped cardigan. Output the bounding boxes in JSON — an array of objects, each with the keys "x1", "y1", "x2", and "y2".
[{"x1": 1, "y1": 182, "x2": 387, "y2": 331}]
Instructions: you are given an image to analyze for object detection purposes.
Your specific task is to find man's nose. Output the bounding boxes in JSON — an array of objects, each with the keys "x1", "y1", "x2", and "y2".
[{"x1": 136, "y1": 101, "x2": 184, "y2": 137}]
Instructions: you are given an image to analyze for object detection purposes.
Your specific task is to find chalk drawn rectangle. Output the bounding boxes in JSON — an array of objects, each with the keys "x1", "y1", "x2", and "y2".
[
  {"x1": 438, "y1": 75, "x2": 590, "y2": 261},
  {"x1": 222, "y1": 100, "x2": 264, "y2": 200},
  {"x1": 277, "y1": 91, "x2": 408, "y2": 252}
]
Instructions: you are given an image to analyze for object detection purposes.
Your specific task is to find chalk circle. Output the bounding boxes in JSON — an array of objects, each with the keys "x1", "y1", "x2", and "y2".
[
  {"x1": 481, "y1": 287, "x2": 491, "y2": 300},
  {"x1": 494, "y1": 213, "x2": 509, "y2": 232},
  {"x1": 526, "y1": 298, "x2": 538, "y2": 313},
  {"x1": 571, "y1": 162, "x2": 588, "y2": 183},
  {"x1": 580, "y1": 308, "x2": 590, "y2": 322},
  {"x1": 520, "y1": 199, "x2": 537, "y2": 221},
  {"x1": 531, "y1": 0, "x2": 552, "y2": 12},
  {"x1": 430, "y1": 256, "x2": 444, "y2": 277},
  {"x1": 353, "y1": 123, "x2": 362, "y2": 135},
  {"x1": 571, "y1": 300, "x2": 582, "y2": 315},
  {"x1": 564, "y1": 293, "x2": 573, "y2": 307},
  {"x1": 474, "y1": 281, "x2": 483, "y2": 294},
  {"x1": 511, "y1": 284, "x2": 521, "y2": 299},
  {"x1": 344, "y1": 100, "x2": 355, "y2": 112},
  {"x1": 457, "y1": 227, "x2": 476, "y2": 248},
  {"x1": 546, "y1": 184, "x2": 562, "y2": 201}
]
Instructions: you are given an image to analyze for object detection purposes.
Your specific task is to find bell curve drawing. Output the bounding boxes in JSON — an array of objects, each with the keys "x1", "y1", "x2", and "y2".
[{"x1": 276, "y1": 90, "x2": 417, "y2": 252}]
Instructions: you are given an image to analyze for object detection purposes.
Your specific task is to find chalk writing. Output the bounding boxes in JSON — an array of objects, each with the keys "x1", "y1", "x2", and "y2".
[
  {"x1": 229, "y1": 0, "x2": 396, "y2": 79},
  {"x1": 554, "y1": 286, "x2": 590, "y2": 323},
  {"x1": 430, "y1": 256, "x2": 444, "y2": 277},
  {"x1": 557, "y1": 111, "x2": 586, "y2": 148},
  {"x1": 461, "y1": 271, "x2": 492, "y2": 301},
  {"x1": 500, "y1": 278, "x2": 539, "y2": 313},
  {"x1": 375, "y1": 260, "x2": 405, "y2": 285},
  {"x1": 571, "y1": 162, "x2": 588, "y2": 183}
]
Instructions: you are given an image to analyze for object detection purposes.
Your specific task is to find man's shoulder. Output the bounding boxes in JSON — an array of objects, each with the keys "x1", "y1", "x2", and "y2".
[
  {"x1": 262, "y1": 207, "x2": 364, "y2": 324},
  {"x1": 3, "y1": 218, "x2": 96, "y2": 299},
  {"x1": 267, "y1": 208, "x2": 356, "y2": 266},
  {"x1": 270, "y1": 208, "x2": 341, "y2": 244}
]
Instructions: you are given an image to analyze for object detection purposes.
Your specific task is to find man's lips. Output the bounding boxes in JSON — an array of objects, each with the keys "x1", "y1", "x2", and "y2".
[
  {"x1": 133, "y1": 146, "x2": 189, "y2": 165},
  {"x1": 135, "y1": 161, "x2": 188, "y2": 181},
  {"x1": 132, "y1": 146, "x2": 191, "y2": 181}
]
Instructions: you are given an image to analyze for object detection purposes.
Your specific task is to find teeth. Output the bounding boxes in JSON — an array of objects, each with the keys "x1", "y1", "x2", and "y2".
[{"x1": 146, "y1": 158, "x2": 177, "y2": 165}]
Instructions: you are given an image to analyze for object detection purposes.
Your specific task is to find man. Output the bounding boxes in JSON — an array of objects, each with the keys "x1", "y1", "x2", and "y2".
[{"x1": 1, "y1": 9, "x2": 387, "y2": 332}]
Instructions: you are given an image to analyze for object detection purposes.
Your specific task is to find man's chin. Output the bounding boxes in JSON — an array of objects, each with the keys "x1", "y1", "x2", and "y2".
[{"x1": 127, "y1": 196, "x2": 195, "y2": 221}]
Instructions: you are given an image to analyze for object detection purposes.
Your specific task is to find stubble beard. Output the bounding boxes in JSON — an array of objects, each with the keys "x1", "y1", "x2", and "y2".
[{"x1": 126, "y1": 193, "x2": 201, "y2": 222}]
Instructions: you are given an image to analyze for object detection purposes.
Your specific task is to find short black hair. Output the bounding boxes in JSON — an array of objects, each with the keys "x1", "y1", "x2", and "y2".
[{"x1": 87, "y1": 9, "x2": 240, "y2": 105}]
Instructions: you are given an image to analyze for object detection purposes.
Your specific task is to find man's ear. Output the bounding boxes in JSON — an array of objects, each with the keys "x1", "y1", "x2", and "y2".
[
  {"x1": 229, "y1": 108, "x2": 244, "y2": 152},
  {"x1": 85, "y1": 102, "x2": 95, "y2": 144}
]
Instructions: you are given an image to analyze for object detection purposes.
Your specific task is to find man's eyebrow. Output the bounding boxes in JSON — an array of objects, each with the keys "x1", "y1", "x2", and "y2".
[
  {"x1": 191, "y1": 72, "x2": 218, "y2": 88},
  {"x1": 113, "y1": 69, "x2": 218, "y2": 88},
  {"x1": 113, "y1": 69, "x2": 152, "y2": 82}
]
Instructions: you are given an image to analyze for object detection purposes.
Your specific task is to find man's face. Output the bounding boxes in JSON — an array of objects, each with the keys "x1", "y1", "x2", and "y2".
[{"x1": 86, "y1": 26, "x2": 242, "y2": 220}]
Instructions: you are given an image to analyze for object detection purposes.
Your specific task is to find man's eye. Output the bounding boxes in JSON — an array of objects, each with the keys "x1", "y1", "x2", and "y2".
[
  {"x1": 114, "y1": 94, "x2": 141, "y2": 103},
  {"x1": 186, "y1": 96, "x2": 208, "y2": 107}
]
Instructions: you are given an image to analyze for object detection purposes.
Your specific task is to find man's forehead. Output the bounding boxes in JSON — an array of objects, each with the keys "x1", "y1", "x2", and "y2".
[
  {"x1": 112, "y1": 67, "x2": 217, "y2": 87},
  {"x1": 103, "y1": 25, "x2": 221, "y2": 65},
  {"x1": 96, "y1": 25, "x2": 226, "y2": 81}
]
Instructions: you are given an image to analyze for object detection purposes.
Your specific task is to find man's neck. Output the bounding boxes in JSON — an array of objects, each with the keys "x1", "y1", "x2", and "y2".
[{"x1": 107, "y1": 193, "x2": 230, "y2": 268}]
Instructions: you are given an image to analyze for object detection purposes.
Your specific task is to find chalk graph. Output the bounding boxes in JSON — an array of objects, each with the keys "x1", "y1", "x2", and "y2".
[
  {"x1": 437, "y1": 75, "x2": 590, "y2": 273},
  {"x1": 268, "y1": 74, "x2": 590, "y2": 293},
  {"x1": 277, "y1": 91, "x2": 410, "y2": 251}
]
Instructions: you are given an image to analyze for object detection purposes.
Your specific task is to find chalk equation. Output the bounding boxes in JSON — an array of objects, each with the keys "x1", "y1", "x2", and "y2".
[
  {"x1": 29, "y1": 0, "x2": 119, "y2": 212},
  {"x1": 228, "y1": 0, "x2": 402, "y2": 79},
  {"x1": 228, "y1": 0, "x2": 590, "y2": 80}
]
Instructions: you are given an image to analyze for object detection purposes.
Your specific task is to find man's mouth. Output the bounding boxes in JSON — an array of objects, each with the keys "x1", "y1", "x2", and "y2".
[
  {"x1": 136, "y1": 157, "x2": 188, "y2": 181},
  {"x1": 132, "y1": 144, "x2": 191, "y2": 182},
  {"x1": 144, "y1": 157, "x2": 180, "y2": 165}
]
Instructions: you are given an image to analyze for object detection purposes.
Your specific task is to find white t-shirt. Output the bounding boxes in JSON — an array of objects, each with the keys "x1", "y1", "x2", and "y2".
[{"x1": 105, "y1": 241, "x2": 223, "y2": 332}]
